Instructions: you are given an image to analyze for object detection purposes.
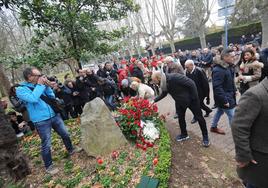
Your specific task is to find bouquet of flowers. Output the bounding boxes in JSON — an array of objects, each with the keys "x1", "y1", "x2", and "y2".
[{"x1": 115, "y1": 97, "x2": 161, "y2": 150}]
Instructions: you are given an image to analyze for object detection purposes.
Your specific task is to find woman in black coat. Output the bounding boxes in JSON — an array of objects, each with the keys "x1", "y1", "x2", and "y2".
[{"x1": 132, "y1": 66, "x2": 144, "y2": 83}]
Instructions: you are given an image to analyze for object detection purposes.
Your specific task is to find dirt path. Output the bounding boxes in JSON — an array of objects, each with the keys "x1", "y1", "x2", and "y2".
[{"x1": 165, "y1": 118, "x2": 243, "y2": 188}]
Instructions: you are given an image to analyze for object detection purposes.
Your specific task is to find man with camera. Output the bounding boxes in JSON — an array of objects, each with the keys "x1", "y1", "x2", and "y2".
[{"x1": 16, "y1": 68, "x2": 77, "y2": 175}]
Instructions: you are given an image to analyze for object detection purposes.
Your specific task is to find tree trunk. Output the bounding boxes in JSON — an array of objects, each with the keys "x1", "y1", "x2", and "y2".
[
  {"x1": 0, "y1": 107, "x2": 30, "y2": 183},
  {"x1": 260, "y1": 10, "x2": 268, "y2": 48},
  {"x1": 150, "y1": 43, "x2": 156, "y2": 56},
  {"x1": 169, "y1": 40, "x2": 176, "y2": 54},
  {"x1": 64, "y1": 59, "x2": 77, "y2": 78},
  {"x1": 11, "y1": 67, "x2": 15, "y2": 85},
  {"x1": 136, "y1": 46, "x2": 141, "y2": 57},
  {"x1": 199, "y1": 26, "x2": 207, "y2": 49},
  {"x1": 0, "y1": 64, "x2": 11, "y2": 97}
]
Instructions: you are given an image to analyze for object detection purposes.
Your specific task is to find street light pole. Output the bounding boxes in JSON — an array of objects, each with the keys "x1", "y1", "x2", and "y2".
[{"x1": 224, "y1": 0, "x2": 228, "y2": 49}]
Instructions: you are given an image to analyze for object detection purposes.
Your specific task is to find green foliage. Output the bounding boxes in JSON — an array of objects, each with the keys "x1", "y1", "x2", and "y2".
[
  {"x1": 15, "y1": 0, "x2": 138, "y2": 68},
  {"x1": 43, "y1": 175, "x2": 52, "y2": 183},
  {"x1": 61, "y1": 171, "x2": 87, "y2": 188},
  {"x1": 0, "y1": 177, "x2": 3, "y2": 188},
  {"x1": 229, "y1": 0, "x2": 260, "y2": 26},
  {"x1": 6, "y1": 182, "x2": 24, "y2": 188},
  {"x1": 154, "y1": 121, "x2": 171, "y2": 188},
  {"x1": 64, "y1": 160, "x2": 74, "y2": 175},
  {"x1": 176, "y1": 0, "x2": 210, "y2": 37},
  {"x1": 100, "y1": 175, "x2": 112, "y2": 188},
  {"x1": 162, "y1": 22, "x2": 262, "y2": 49}
]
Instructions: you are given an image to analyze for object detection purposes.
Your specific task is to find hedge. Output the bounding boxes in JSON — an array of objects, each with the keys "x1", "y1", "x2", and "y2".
[
  {"x1": 160, "y1": 22, "x2": 262, "y2": 52},
  {"x1": 154, "y1": 120, "x2": 172, "y2": 188}
]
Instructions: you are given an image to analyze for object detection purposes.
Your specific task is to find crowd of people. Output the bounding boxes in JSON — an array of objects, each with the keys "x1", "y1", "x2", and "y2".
[{"x1": 3, "y1": 37, "x2": 268, "y2": 187}]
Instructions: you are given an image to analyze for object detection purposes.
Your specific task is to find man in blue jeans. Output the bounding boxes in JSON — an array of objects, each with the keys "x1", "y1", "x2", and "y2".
[
  {"x1": 16, "y1": 68, "x2": 77, "y2": 175},
  {"x1": 211, "y1": 49, "x2": 236, "y2": 135}
]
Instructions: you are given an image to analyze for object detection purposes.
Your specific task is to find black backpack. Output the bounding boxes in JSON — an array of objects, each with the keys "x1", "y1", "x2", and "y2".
[
  {"x1": 9, "y1": 85, "x2": 27, "y2": 113},
  {"x1": 9, "y1": 95, "x2": 27, "y2": 113}
]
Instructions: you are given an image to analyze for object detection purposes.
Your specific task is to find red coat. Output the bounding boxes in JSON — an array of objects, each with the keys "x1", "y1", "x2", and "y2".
[
  {"x1": 118, "y1": 69, "x2": 128, "y2": 88},
  {"x1": 129, "y1": 64, "x2": 135, "y2": 75},
  {"x1": 151, "y1": 60, "x2": 158, "y2": 68}
]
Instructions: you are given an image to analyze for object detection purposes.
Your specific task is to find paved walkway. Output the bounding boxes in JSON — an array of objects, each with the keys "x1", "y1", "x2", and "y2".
[{"x1": 156, "y1": 85, "x2": 236, "y2": 156}]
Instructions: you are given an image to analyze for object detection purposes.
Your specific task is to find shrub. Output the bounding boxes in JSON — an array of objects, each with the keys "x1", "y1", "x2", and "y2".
[{"x1": 154, "y1": 120, "x2": 171, "y2": 188}]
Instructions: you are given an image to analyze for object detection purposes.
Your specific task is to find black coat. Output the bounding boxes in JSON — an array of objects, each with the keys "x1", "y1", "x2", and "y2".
[
  {"x1": 212, "y1": 61, "x2": 236, "y2": 109},
  {"x1": 186, "y1": 67, "x2": 209, "y2": 99},
  {"x1": 260, "y1": 48, "x2": 268, "y2": 81},
  {"x1": 84, "y1": 74, "x2": 100, "y2": 99},
  {"x1": 100, "y1": 79, "x2": 116, "y2": 97},
  {"x1": 55, "y1": 86, "x2": 73, "y2": 106},
  {"x1": 68, "y1": 86, "x2": 81, "y2": 106},
  {"x1": 75, "y1": 77, "x2": 90, "y2": 103},
  {"x1": 103, "y1": 68, "x2": 118, "y2": 83},
  {"x1": 154, "y1": 73, "x2": 199, "y2": 107},
  {"x1": 132, "y1": 67, "x2": 144, "y2": 83},
  {"x1": 179, "y1": 55, "x2": 187, "y2": 68},
  {"x1": 97, "y1": 69, "x2": 106, "y2": 78},
  {"x1": 10, "y1": 115, "x2": 24, "y2": 134}
]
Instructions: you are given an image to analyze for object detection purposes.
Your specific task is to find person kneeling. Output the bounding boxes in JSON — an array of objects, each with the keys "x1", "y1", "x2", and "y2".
[
  {"x1": 130, "y1": 81, "x2": 155, "y2": 102},
  {"x1": 7, "y1": 111, "x2": 31, "y2": 137}
]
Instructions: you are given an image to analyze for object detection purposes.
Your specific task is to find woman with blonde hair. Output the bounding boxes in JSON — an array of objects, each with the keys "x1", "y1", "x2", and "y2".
[{"x1": 130, "y1": 81, "x2": 155, "y2": 101}]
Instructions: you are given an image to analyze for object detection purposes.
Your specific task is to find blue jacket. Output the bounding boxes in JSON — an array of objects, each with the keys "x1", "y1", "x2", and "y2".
[
  {"x1": 212, "y1": 61, "x2": 236, "y2": 109},
  {"x1": 16, "y1": 82, "x2": 56, "y2": 123},
  {"x1": 200, "y1": 52, "x2": 213, "y2": 67}
]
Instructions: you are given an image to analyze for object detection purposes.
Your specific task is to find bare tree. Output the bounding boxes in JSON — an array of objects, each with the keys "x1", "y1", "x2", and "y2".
[
  {"x1": 253, "y1": 0, "x2": 268, "y2": 48},
  {"x1": 177, "y1": 0, "x2": 215, "y2": 49},
  {"x1": 130, "y1": 0, "x2": 161, "y2": 55},
  {"x1": 148, "y1": 0, "x2": 178, "y2": 53},
  {"x1": 230, "y1": 0, "x2": 259, "y2": 26}
]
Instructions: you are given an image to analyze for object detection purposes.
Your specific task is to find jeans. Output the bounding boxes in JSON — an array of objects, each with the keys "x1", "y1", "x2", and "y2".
[
  {"x1": 35, "y1": 114, "x2": 73, "y2": 169},
  {"x1": 176, "y1": 99, "x2": 208, "y2": 138},
  {"x1": 211, "y1": 107, "x2": 235, "y2": 128},
  {"x1": 105, "y1": 95, "x2": 116, "y2": 110}
]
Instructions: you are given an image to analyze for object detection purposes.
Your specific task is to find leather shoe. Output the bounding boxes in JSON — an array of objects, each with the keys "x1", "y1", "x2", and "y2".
[{"x1": 210, "y1": 127, "x2": 225, "y2": 135}]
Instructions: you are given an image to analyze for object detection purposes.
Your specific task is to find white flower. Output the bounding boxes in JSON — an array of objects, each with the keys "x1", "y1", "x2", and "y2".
[{"x1": 141, "y1": 120, "x2": 160, "y2": 143}]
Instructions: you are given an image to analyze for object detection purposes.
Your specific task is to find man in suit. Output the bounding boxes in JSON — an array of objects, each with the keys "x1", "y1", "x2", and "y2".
[
  {"x1": 152, "y1": 71, "x2": 210, "y2": 147},
  {"x1": 185, "y1": 60, "x2": 212, "y2": 124},
  {"x1": 231, "y1": 78, "x2": 268, "y2": 188}
]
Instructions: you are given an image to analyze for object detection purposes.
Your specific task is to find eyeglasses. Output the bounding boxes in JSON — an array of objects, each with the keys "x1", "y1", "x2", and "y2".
[{"x1": 31, "y1": 74, "x2": 42, "y2": 77}]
